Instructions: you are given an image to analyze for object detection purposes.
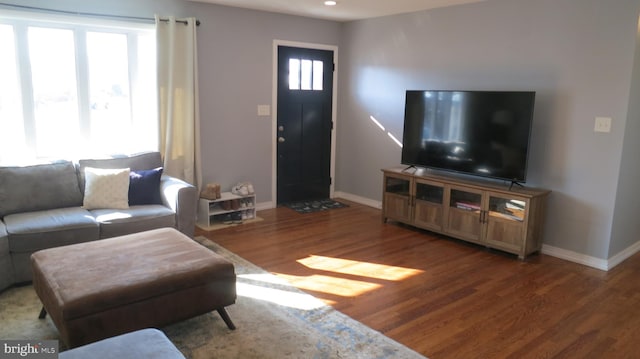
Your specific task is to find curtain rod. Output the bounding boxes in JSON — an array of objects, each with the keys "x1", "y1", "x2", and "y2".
[{"x1": 0, "y1": 3, "x2": 201, "y2": 26}]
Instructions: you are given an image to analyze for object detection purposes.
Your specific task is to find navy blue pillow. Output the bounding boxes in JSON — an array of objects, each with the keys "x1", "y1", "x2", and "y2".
[{"x1": 128, "y1": 167, "x2": 163, "y2": 205}]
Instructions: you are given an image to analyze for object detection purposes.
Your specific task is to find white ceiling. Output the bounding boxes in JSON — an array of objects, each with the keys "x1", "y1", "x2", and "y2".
[{"x1": 186, "y1": 0, "x2": 485, "y2": 22}]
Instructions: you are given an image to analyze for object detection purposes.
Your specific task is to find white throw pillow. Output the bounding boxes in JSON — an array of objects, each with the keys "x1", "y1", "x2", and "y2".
[{"x1": 83, "y1": 167, "x2": 130, "y2": 210}]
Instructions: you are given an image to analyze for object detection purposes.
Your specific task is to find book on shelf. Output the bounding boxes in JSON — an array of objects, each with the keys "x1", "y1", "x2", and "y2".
[{"x1": 455, "y1": 202, "x2": 481, "y2": 211}]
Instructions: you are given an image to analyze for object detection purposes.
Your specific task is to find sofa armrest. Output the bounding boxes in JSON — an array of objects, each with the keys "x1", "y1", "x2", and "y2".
[
  {"x1": 0, "y1": 219, "x2": 13, "y2": 292},
  {"x1": 160, "y1": 175, "x2": 197, "y2": 238}
]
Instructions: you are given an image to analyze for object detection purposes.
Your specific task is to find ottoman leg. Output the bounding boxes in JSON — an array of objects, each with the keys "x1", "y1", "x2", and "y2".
[
  {"x1": 39, "y1": 306, "x2": 47, "y2": 319},
  {"x1": 217, "y1": 308, "x2": 236, "y2": 330}
]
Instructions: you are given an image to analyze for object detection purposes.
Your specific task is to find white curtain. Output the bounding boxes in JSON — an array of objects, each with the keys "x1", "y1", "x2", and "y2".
[{"x1": 155, "y1": 15, "x2": 202, "y2": 189}]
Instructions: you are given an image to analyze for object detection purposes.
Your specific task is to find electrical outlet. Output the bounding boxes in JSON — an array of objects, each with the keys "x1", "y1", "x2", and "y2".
[{"x1": 594, "y1": 117, "x2": 611, "y2": 133}]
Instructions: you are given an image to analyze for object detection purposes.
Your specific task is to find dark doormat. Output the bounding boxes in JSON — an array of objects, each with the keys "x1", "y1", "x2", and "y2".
[{"x1": 283, "y1": 199, "x2": 348, "y2": 214}]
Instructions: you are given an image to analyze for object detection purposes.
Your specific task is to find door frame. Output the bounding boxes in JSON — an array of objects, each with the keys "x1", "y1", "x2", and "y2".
[{"x1": 271, "y1": 40, "x2": 338, "y2": 206}]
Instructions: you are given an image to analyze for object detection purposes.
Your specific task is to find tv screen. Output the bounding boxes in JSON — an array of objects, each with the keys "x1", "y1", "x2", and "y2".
[{"x1": 401, "y1": 90, "x2": 535, "y2": 183}]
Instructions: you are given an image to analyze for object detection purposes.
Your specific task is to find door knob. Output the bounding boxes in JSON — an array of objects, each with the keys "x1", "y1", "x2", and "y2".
[
  {"x1": 278, "y1": 126, "x2": 284, "y2": 132},
  {"x1": 278, "y1": 137, "x2": 285, "y2": 143}
]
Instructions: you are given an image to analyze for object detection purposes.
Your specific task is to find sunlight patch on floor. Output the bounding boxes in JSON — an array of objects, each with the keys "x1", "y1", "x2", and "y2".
[
  {"x1": 297, "y1": 255, "x2": 424, "y2": 281},
  {"x1": 235, "y1": 256, "x2": 424, "y2": 304},
  {"x1": 236, "y1": 274, "x2": 326, "y2": 310},
  {"x1": 273, "y1": 272, "x2": 382, "y2": 297}
]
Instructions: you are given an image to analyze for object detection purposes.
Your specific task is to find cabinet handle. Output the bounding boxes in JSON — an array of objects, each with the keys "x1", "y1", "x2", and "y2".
[{"x1": 479, "y1": 210, "x2": 487, "y2": 224}]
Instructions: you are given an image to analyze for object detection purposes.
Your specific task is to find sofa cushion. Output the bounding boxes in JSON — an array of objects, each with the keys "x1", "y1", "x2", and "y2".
[
  {"x1": 59, "y1": 328, "x2": 186, "y2": 359},
  {"x1": 5, "y1": 207, "x2": 99, "y2": 252},
  {"x1": 91, "y1": 205, "x2": 175, "y2": 239},
  {"x1": 78, "y1": 152, "x2": 162, "y2": 195},
  {"x1": 129, "y1": 167, "x2": 163, "y2": 205},
  {"x1": 83, "y1": 167, "x2": 130, "y2": 210},
  {"x1": 0, "y1": 161, "x2": 83, "y2": 217}
]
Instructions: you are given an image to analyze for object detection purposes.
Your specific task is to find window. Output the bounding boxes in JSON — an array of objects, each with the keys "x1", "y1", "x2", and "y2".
[
  {"x1": 288, "y1": 58, "x2": 323, "y2": 91},
  {"x1": 0, "y1": 12, "x2": 157, "y2": 165}
]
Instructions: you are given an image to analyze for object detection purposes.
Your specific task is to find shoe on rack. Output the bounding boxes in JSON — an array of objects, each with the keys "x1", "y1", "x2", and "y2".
[
  {"x1": 232, "y1": 212, "x2": 243, "y2": 224},
  {"x1": 232, "y1": 182, "x2": 254, "y2": 196}
]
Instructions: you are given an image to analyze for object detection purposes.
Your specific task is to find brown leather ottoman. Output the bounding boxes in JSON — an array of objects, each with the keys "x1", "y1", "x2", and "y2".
[{"x1": 31, "y1": 227, "x2": 236, "y2": 348}]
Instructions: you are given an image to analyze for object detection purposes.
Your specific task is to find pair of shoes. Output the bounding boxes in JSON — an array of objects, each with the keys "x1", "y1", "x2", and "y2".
[
  {"x1": 200, "y1": 183, "x2": 221, "y2": 199},
  {"x1": 222, "y1": 214, "x2": 233, "y2": 225},
  {"x1": 232, "y1": 182, "x2": 254, "y2": 196},
  {"x1": 231, "y1": 212, "x2": 243, "y2": 224}
]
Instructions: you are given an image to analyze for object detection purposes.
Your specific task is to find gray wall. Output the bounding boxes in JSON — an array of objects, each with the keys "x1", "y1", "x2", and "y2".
[
  {"x1": 610, "y1": 13, "x2": 640, "y2": 258},
  {"x1": 337, "y1": 0, "x2": 640, "y2": 260}
]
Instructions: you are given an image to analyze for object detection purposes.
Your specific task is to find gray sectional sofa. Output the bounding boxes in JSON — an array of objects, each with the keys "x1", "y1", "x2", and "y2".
[{"x1": 0, "y1": 152, "x2": 197, "y2": 291}]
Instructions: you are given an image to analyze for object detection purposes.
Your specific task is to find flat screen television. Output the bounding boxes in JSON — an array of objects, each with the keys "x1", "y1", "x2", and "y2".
[{"x1": 401, "y1": 90, "x2": 535, "y2": 183}]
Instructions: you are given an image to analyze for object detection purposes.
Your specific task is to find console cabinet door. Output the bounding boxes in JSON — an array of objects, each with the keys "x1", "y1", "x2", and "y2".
[
  {"x1": 483, "y1": 193, "x2": 528, "y2": 256},
  {"x1": 383, "y1": 174, "x2": 413, "y2": 223},
  {"x1": 445, "y1": 186, "x2": 485, "y2": 243},
  {"x1": 413, "y1": 180, "x2": 445, "y2": 231}
]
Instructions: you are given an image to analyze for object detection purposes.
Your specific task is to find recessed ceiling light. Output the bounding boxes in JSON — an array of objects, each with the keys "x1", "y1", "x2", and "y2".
[{"x1": 324, "y1": 1, "x2": 337, "y2": 6}]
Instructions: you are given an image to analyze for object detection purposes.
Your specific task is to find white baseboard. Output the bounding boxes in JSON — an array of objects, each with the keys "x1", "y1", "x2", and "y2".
[
  {"x1": 256, "y1": 201, "x2": 275, "y2": 211},
  {"x1": 541, "y1": 239, "x2": 640, "y2": 271},
  {"x1": 334, "y1": 191, "x2": 381, "y2": 209},
  {"x1": 606, "y1": 240, "x2": 640, "y2": 270},
  {"x1": 541, "y1": 245, "x2": 608, "y2": 271}
]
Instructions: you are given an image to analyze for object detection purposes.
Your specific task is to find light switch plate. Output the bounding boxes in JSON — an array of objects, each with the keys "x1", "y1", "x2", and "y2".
[
  {"x1": 594, "y1": 117, "x2": 611, "y2": 133},
  {"x1": 258, "y1": 105, "x2": 271, "y2": 117}
]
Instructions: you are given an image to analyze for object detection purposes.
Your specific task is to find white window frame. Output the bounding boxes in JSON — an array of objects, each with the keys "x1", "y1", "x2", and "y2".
[{"x1": 0, "y1": 10, "x2": 157, "y2": 165}]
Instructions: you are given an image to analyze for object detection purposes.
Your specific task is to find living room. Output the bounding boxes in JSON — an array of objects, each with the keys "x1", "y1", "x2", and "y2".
[
  {"x1": 1, "y1": 0, "x2": 640, "y2": 357},
  {"x1": 1, "y1": 0, "x2": 638, "y2": 268}
]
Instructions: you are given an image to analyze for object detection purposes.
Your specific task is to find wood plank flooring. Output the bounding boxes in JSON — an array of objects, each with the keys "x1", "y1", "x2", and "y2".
[{"x1": 195, "y1": 199, "x2": 640, "y2": 358}]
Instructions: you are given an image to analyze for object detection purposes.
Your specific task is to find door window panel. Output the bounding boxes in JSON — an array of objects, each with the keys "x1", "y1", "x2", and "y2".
[
  {"x1": 312, "y1": 60, "x2": 323, "y2": 90},
  {"x1": 300, "y1": 59, "x2": 312, "y2": 90},
  {"x1": 289, "y1": 58, "x2": 300, "y2": 90},
  {"x1": 289, "y1": 58, "x2": 324, "y2": 91}
]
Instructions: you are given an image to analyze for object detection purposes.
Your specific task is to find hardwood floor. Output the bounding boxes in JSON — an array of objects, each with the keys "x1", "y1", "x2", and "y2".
[{"x1": 195, "y1": 199, "x2": 640, "y2": 358}]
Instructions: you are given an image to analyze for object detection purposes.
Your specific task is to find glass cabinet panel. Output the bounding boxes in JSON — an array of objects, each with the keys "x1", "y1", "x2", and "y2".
[
  {"x1": 416, "y1": 182, "x2": 443, "y2": 204},
  {"x1": 449, "y1": 189, "x2": 481, "y2": 211},
  {"x1": 488, "y1": 196, "x2": 526, "y2": 222},
  {"x1": 385, "y1": 177, "x2": 410, "y2": 196}
]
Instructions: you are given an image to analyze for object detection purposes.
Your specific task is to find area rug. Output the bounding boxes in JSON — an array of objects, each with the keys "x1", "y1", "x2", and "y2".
[
  {"x1": 283, "y1": 199, "x2": 348, "y2": 214},
  {"x1": 0, "y1": 237, "x2": 426, "y2": 359}
]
